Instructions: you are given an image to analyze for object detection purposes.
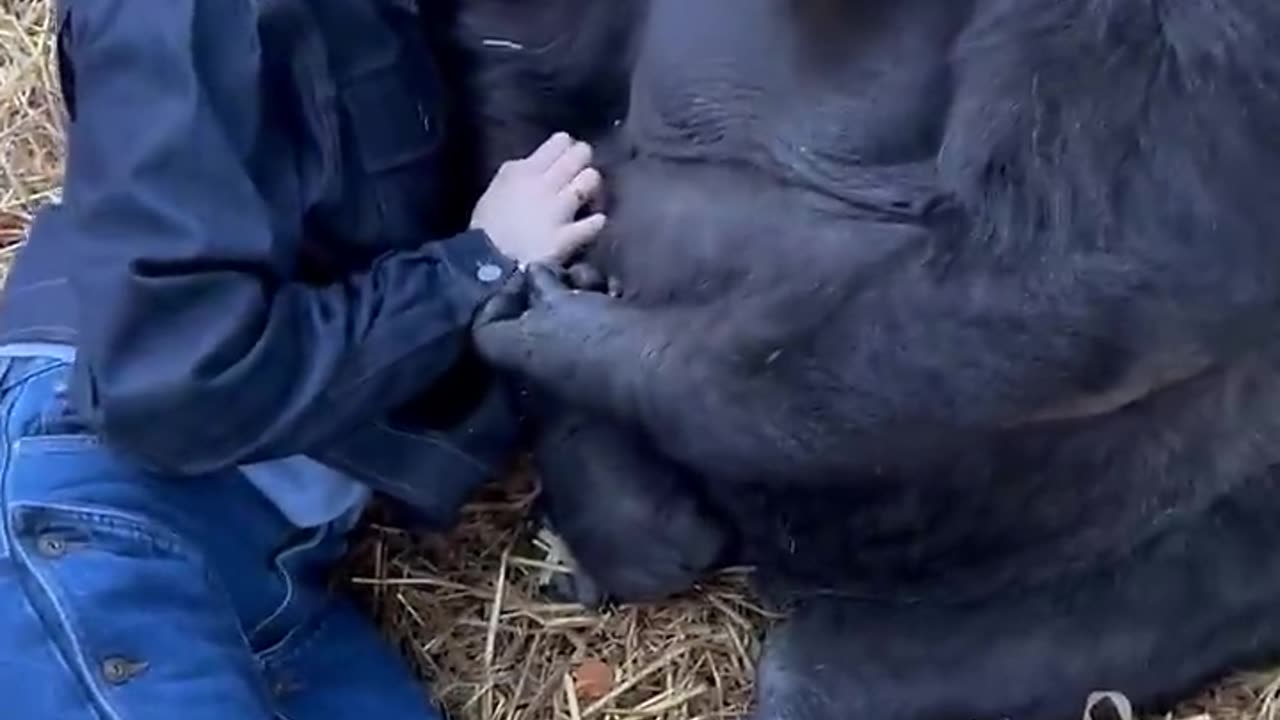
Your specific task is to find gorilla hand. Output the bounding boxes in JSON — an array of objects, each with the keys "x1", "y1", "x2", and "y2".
[
  {"x1": 473, "y1": 264, "x2": 646, "y2": 413},
  {"x1": 565, "y1": 261, "x2": 623, "y2": 297}
]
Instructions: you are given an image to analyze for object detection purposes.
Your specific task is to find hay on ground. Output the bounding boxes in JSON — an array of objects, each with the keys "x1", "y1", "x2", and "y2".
[
  {"x1": 343, "y1": 472, "x2": 777, "y2": 720},
  {"x1": 2, "y1": 1, "x2": 1278, "y2": 718}
]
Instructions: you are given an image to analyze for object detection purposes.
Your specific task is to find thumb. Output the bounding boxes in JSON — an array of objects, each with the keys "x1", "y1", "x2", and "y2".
[
  {"x1": 473, "y1": 317, "x2": 533, "y2": 371},
  {"x1": 526, "y1": 263, "x2": 573, "y2": 303},
  {"x1": 473, "y1": 271, "x2": 530, "y2": 328}
]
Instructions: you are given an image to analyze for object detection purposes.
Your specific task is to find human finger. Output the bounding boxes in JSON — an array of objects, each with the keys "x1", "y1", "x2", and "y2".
[
  {"x1": 557, "y1": 167, "x2": 603, "y2": 216},
  {"x1": 545, "y1": 141, "x2": 594, "y2": 187},
  {"x1": 553, "y1": 213, "x2": 608, "y2": 261},
  {"x1": 522, "y1": 132, "x2": 576, "y2": 172}
]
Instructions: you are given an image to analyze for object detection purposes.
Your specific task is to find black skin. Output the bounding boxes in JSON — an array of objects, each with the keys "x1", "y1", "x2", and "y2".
[
  {"x1": 528, "y1": 402, "x2": 735, "y2": 606},
  {"x1": 450, "y1": 0, "x2": 1280, "y2": 718}
]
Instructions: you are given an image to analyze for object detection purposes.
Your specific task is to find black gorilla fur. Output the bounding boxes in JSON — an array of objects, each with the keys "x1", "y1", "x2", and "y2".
[{"x1": 443, "y1": 0, "x2": 1280, "y2": 718}]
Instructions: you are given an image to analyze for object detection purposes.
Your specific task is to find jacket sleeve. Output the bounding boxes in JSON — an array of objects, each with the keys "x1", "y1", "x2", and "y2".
[{"x1": 59, "y1": 0, "x2": 519, "y2": 474}]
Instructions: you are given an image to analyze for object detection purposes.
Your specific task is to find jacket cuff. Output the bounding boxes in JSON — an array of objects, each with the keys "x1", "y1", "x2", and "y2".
[{"x1": 437, "y1": 229, "x2": 521, "y2": 320}]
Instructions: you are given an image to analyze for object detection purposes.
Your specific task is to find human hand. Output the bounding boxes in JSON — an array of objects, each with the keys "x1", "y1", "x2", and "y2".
[{"x1": 470, "y1": 132, "x2": 607, "y2": 267}]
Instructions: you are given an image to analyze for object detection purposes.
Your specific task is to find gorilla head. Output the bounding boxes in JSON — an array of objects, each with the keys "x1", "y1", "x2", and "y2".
[{"x1": 447, "y1": 1, "x2": 1280, "y2": 718}]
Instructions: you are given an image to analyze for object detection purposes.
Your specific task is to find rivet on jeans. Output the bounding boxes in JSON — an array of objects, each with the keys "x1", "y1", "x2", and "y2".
[
  {"x1": 35, "y1": 535, "x2": 66, "y2": 558},
  {"x1": 101, "y1": 657, "x2": 148, "y2": 685}
]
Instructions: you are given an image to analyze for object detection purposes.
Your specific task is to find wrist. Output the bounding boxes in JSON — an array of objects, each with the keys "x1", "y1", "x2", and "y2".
[
  {"x1": 472, "y1": 228, "x2": 531, "y2": 270},
  {"x1": 471, "y1": 230, "x2": 522, "y2": 272},
  {"x1": 437, "y1": 229, "x2": 523, "y2": 321}
]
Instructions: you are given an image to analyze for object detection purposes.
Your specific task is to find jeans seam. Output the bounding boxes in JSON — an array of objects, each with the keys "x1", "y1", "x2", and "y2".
[
  {"x1": 0, "y1": 376, "x2": 12, "y2": 560},
  {"x1": 0, "y1": 357, "x2": 80, "y2": 558},
  {"x1": 9, "y1": 500, "x2": 283, "y2": 716},
  {"x1": 257, "y1": 597, "x2": 341, "y2": 669},
  {"x1": 0, "y1": 357, "x2": 70, "y2": 397},
  {"x1": 0, "y1": 356, "x2": 54, "y2": 555},
  {"x1": 8, "y1": 518, "x2": 127, "y2": 720},
  {"x1": 3, "y1": 443, "x2": 277, "y2": 716},
  {"x1": 0, "y1": 356, "x2": 351, "y2": 717},
  {"x1": 249, "y1": 524, "x2": 330, "y2": 646},
  {"x1": 8, "y1": 501, "x2": 186, "y2": 552},
  {"x1": 0, "y1": 360, "x2": 119, "y2": 717}
]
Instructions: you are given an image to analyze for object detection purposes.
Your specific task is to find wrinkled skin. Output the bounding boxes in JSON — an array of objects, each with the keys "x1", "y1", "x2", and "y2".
[{"x1": 442, "y1": 0, "x2": 1280, "y2": 718}]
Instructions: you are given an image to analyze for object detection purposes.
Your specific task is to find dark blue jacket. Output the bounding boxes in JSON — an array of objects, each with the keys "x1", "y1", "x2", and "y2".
[{"x1": 0, "y1": 0, "x2": 524, "y2": 527}]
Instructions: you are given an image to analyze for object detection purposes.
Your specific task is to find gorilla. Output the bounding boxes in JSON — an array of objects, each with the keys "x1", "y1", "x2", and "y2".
[{"x1": 441, "y1": 0, "x2": 1280, "y2": 718}]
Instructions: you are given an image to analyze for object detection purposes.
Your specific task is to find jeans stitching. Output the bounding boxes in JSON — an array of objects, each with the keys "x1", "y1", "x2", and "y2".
[
  {"x1": 9, "y1": 500, "x2": 282, "y2": 717},
  {"x1": 8, "y1": 511, "x2": 128, "y2": 720},
  {"x1": 249, "y1": 524, "x2": 331, "y2": 646},
  {"x1": 0, "y1": 356, "x2": 363, "y2": 716},
  {"x1": 0, "y1": 360, "x2": 120, "y2": 717},
  {"x1": 257, "y1": 598, "x2": 341, "y2": 669},
  {"x1": 8, "y1": 501, "x2": 186, "y2": 554},
  {"x1": 0, "y1": 367, "x2": 13, "y2": 560},
  {"x1": 0, "y1": 361, "x2": 278, "y2": 716},
  {"x1": 0, "y1": 357, "x2": 70, "y2": 397},
  {"x1": 0, "y1": 357, "x2": 82, "y2": 556},
  {"x1": 249, "y1": 551, "x2": 299, "y2": 647}
]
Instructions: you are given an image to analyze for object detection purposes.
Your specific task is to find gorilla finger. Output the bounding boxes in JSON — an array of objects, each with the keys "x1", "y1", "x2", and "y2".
[
  {"x1": 566, "y1": 262, "x2": 609, "y2": 292},
  {"x1": 474, "y1": 311, "x2": 589, "y2": 385},
  {"x1": 541, "y1": 569, "x2": 607, "y2": 609},
  {"x1": 526, "y1": 263, "x2": 575, "y2": 303},
  {"x1": 473, "y1": 321, "x2": 534, "y2": 371},
  {"x1": 607, "y1": 275, "x2": 624, "y2": 298}
]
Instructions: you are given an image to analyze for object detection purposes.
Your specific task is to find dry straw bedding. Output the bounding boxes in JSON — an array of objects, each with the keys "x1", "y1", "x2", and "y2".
[{"x1": 0, "y1": 1, "x2": 1275, "y2": 718}]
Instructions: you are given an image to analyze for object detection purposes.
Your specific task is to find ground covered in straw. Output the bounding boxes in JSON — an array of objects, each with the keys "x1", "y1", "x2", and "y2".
[{"x1": 2, "y1": 1, "x2": 1278, "y2": 718}]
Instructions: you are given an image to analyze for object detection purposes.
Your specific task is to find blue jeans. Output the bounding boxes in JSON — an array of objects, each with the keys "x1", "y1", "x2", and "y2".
[{"x1": 0, "y1": 355, "x2": 442, "y2": 720}]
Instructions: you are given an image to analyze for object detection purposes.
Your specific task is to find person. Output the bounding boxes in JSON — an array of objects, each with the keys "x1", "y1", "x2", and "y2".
[{"x1": 0, "y1": 0, "x2": 606, "y2": 718}]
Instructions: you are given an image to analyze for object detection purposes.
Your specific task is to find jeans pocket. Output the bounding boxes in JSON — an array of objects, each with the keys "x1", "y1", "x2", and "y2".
[{"x1": 5, "y1": 440, "x2": 279, "y2": 720}]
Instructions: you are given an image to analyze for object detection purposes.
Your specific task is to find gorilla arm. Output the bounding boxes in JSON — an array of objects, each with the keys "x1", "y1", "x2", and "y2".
[
  {"x1": 473, "y1": 241, "x2": 1240, "y2": 488},
  {"x1": 476, "y1": 0, "x2": 1280, "y2": 486}
]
